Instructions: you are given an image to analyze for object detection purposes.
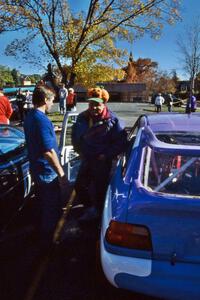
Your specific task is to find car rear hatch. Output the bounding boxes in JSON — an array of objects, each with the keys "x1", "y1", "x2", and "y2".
[
  {"x1": 127, "y1": 131, "x2": 200, "y2": 264},
  {"x1": 127, "y1": 188, "x2": 200, "y2": 264}
]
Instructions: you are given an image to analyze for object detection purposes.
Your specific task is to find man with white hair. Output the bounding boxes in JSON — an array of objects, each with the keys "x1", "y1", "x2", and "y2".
[{"x1": 155, "y1": 93, "x2": 165, "y2": 113}]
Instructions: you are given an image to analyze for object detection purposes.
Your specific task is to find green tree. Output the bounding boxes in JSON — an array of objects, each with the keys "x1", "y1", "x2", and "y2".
[
  {"x1": 1, "y1": 0, "x2": 181, "y2": 86},
  {"x1": 75, "y1": 63, "x2": 124, "y2": 87},
  {"x1": 0, "y1": 65, "x2": 14, "y2": 86},
  {"x1": 11, "y1": 68, "x2": 21, "y2": 85},
  {"x1": 28, "y1": 74, "x2": 42, "y2": 84}
]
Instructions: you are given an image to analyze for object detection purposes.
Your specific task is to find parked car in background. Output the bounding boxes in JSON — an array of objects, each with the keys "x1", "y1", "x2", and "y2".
[
  {"x1": 100, "y1": 113, "x2": 200, "y2": 300},
  {"x1": 0, "y1": 125, "x2": 33, "y2": 239},
  {"x1": 3, "y1": 86, "x2": 35, "y2": 97}
]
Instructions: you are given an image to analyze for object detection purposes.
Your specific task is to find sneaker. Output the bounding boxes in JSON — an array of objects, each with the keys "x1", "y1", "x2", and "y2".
[{"x1": 78, "y1": 206, "x2": 99, "y2": 222}]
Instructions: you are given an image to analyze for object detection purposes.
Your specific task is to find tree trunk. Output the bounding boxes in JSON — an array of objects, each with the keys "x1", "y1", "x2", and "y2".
[
  {"x1": 61, "y1": 67, "x2": 68, "y2": 87},
  {"x1": 68, "y1": 72, "x2": 76, "y2": 88},
  {"x1": 190, "y1": 76, "x2": 195, "y2": 95}
]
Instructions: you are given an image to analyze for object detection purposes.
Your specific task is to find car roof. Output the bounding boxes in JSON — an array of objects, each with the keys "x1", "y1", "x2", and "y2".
[{"x1": 144, "y1": 113, "x2": 200, "y2": 133}]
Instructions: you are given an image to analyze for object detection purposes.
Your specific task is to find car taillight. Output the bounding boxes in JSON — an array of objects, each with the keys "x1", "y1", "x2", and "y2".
[{"x1": 105, "y1": 220, "x2": 152, "y2": 251}]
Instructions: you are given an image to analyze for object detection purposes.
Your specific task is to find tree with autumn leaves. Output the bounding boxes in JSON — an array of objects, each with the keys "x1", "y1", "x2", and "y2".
[{"x1": 0, "y1": 0, "x2": 181, "y2": 87}]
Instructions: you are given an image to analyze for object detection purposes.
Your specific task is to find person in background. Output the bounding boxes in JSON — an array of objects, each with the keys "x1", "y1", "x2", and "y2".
[
  {"x1": 37, "y1": 79, "x2": 44, "y2": 86},
  {"x1": 58, "y1": 83, "x2": 68, "y2": 114},
  {"x1": 24, "y1": 85, "x2": 68, "y2": 246},
  {"x1": 72, "y1": 87, "x2": 128, "y2": 222},
  {"x1": 66, "y1": 88, "x2": 77, "y2": 111},
  {"x1": 24, "y1": 90, "x2": 33, "y2": 116},
  {"x1": 155, "y1": 93, "x2": 165, "y2": 113},
  {"x1": 185, "y1": 92, "x2": 197, "y2": 113},
  {"x1": 167, "y1": 93, "x2": 173, "y2": 112},
  {"x1": 0, "y1": 87, "x2": 13, "y2": 124},
  {"x1": 16, "y1": 88, "x2": 26, "y2": 123}
]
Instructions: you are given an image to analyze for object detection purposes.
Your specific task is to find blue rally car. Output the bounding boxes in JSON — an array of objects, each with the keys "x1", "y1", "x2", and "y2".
[{"x1": 100, "y1": 113, "x2": 200, "y2": 300}]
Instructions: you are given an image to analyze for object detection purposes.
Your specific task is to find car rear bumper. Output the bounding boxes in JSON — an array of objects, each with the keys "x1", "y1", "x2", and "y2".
[
  {"x1": 101, "y1": 236, "x2": 200, "y2": 300},
  {"x1": 101, "y1": 189, "x2": 200, "y2": 300}
]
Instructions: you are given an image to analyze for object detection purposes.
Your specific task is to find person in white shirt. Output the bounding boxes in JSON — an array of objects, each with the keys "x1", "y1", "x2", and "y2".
[
  {"x1": 58, "y1": 84, "x2": 68, "y2": 114},
  {"x1": 155, "y1": 93, "x2": 165, "y2": 113}
]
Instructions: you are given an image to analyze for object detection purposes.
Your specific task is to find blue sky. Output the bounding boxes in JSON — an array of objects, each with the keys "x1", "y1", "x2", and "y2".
[{"x1": 0, "y1": 0, "x2": 199, "y2": 79}]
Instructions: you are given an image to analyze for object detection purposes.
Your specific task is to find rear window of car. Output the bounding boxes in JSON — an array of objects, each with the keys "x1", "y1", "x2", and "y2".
[
  {"x1": 156, "y1": 132, "x2": 200, "y2": 145},
  {"x1": 0, "y1": 126, "x2": 25, "y2": 155},
  {"x1": 141, "y1": 146, "x2": 200, "y2": 197}
]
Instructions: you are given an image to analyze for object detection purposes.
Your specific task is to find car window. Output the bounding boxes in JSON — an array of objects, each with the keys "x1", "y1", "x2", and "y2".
[
  {"x1": 156, "y1": 132, "x2": 200, "y2": 145},
  {"x1": 0, "y1": 127, "x2": 25, "y2": 155},
  {"x1": 121, "y1": 124, "x2": 138, "y2": 172},
  {"x1": 141, "y1": 146, "x2": 200, "y2": 197}
]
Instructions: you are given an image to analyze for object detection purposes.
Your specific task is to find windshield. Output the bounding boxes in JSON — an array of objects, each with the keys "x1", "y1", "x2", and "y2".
[
  {"x1": 0, "y1": 126, "x2": 25, "y2": 155},
  {"x1": 141, "y1": 146, "x2": 200, "y2": 197}
]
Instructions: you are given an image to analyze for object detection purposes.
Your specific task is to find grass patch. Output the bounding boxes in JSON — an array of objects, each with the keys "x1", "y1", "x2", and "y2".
[
  {"x1": 48, "y1": 112, "x2": 64, "y2": 125},
  {"x1": 144, "y1": 105, "x2": 186, "y2": 113}
]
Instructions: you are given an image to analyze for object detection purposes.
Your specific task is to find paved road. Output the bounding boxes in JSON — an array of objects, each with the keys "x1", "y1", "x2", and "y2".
[
  {"x1": 2, "y1": 102, "x2": 158, "y2": 300},
  {"x1": 52, "y1": 101, "x2": 155, "y2": 127}
]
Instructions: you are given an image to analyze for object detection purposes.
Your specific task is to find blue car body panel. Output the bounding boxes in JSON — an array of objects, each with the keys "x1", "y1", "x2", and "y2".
[
  {"x1": 115, "y1": 260, "x2": 200, "y2": 300},
  {"x1": 0, "y1": 125, "x2": 32, "y2": 233},
  {"x1": 101, "y1": 113, "x2": 200, "y2": 299}
]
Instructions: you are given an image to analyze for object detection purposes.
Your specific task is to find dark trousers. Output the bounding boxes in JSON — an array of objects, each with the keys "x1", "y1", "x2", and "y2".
[
  {"x1": 168, "y1": 106, "x2": 172, "y2": 112},
  {"x1": 75, "y1": 159, "x2": 112, "y2": 213},
  {"x1": 156, "y1": 105, "x2": 161, "y2": 113},
  {"x1": 17, "y1": 102, "x2": 24, "y2": 122},
  {"x1": 35, "y1": 178, "x2": 62, "y2": 240}
]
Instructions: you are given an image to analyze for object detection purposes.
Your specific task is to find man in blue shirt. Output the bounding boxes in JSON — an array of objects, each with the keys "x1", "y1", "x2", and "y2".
[{"x1": 24, "y1": 85, "x2": 68, "y2": 244}]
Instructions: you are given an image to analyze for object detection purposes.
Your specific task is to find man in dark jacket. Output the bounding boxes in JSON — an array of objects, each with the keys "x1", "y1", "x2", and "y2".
[
  {"x1": 72, "y1": 88, "x2": 127, "y2": 221},
  {"x1": 16, "y1": 88, "x2": 26, "y2": 123}
]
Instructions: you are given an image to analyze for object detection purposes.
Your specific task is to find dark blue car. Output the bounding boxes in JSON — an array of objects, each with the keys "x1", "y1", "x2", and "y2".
[
  {"x1": 100, "y1": 113, "x2": 200, "y2": 300},
  {"x1": 0, "y1": 125, "x2": 33, "y2": 237}
]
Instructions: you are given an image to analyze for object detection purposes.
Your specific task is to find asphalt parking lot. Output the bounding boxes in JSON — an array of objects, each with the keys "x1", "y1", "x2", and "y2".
[{"x1": 0, "y1": 201, "x2": 156, "y2": 300}]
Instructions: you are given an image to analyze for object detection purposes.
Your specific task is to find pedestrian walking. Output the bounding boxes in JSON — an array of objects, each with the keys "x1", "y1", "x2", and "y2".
[
  {"x1": 58, "y1": 84, "x2": 68, "y2": 114},
  {"x1": 23, "y1": 85, "x2": 68, "y2": 247},
  {"x1": 66, "y1": 88, "x2": 77, "y2": 111},
  {"x1": 167, "y1": 93, "x2": 173, "y2": 112},
  {"x1": 155, "y1": 93, "x2": 165, "y2": 113},
  {"x1": 72, "y1": 86, "x2": 128, "y2": 222},
  {"x1": 16, "y1": 88, "x2": 26, "y2": 123},
  {"x1": 0, "y1": 87, "x2": 13, "y2": 124},
  {"x1": 185, "y1": 93, "x2": 197, "y2": 113}
]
